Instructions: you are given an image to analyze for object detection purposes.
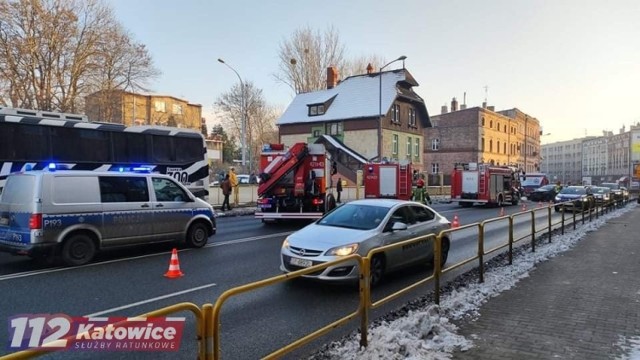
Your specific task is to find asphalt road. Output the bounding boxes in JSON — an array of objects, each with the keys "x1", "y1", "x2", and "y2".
[{"x1": 0, "y1": 200, "x2": 590, "y2": 359}]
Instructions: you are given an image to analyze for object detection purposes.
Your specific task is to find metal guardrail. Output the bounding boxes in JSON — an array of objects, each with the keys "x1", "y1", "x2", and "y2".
[{"x1": 3, "y1": 196, "x2": 633, "y2": 360}]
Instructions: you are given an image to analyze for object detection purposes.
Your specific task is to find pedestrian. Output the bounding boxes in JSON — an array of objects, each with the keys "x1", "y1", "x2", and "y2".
[
  {"x1": 220, "y1": 174, "x2": 232, "y2": 211},
  {"x1": 336, "y1": 177, "x2": 343, "y2": 203},
  {"x1": 229, "y1": 167, "x2": 239, "y2": 206}
]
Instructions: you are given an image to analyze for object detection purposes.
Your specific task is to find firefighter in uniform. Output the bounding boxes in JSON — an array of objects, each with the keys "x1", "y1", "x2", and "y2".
[{"x1": 413, "y1": 175, "x2": 432, "y2": 205}]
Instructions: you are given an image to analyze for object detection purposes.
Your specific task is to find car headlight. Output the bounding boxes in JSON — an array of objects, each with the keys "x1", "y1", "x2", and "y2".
[
  {"x1": 554, "y1": 196, "x2": 561, "y2": 201},
  {"x1": 326, "y1": 243, "x2": 359, "y2": 256},
  {"x1": 581, "y1": 196, "x2": 589, "y2": 202},
  {"x1": 282, "y1": 237, "x2": 290, "y2": 250}
]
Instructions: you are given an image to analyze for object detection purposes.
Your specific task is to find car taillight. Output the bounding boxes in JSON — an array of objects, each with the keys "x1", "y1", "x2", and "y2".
[
  {"x1": 312, "y1": 198, "x2": 324, "y2": 205},
  {"x1": 29, "y1": 213, "x2": 42, "y2": 230}
]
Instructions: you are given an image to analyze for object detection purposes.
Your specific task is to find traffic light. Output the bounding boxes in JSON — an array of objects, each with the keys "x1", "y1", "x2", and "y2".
[{"x1": 331, "y1": 161, "x2": 337, "y2": 175}]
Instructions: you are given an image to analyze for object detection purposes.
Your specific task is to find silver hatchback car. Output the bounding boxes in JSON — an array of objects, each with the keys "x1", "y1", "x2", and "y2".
[{"x1": 280, "y1": 199, "x2": 452, "y2": 286}]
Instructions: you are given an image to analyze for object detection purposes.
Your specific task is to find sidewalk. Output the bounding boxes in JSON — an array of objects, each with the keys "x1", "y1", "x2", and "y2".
[{"x1": 452, "y1": 206, "x2": 640, "y2": 359}]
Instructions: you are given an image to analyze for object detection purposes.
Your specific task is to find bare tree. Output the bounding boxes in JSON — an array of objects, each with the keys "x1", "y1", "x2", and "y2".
[
  {"x1": 0, "y1": 0, "x2": 158, "y2": 113},
  {"x1": 342, "y1": 54, "x2": 387, "y2": 78},
  {"x1": 274, "y1": 25, "x2": 347, "y2": 94},
  {"x1": 214, "y1": 82, "x2": 279, "y2": 172}
]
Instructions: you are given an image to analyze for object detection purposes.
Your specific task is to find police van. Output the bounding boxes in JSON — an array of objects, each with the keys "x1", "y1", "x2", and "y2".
[{"x1": 0, "y1": 166, "x2": 217, "y2": 266}]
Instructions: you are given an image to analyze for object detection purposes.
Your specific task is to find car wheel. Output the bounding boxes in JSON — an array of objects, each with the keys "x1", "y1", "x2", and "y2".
[
  {"x1": 427, "y1": 237, "x2": 450, "y2": 269},
  {"x1": 61, "y1": 234, "x2": 96, "y2": 266},
  {"x1": 186, "y1": 222, "x2": 209, "y2": 248},
  {"x1": 369, "y1": 255, "x2": 385, "y2": 287}
]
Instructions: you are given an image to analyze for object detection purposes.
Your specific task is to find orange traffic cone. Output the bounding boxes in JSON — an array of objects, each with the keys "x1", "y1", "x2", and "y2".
[
  {"x1": 521, "y1": 203, "x2": 527, "y2": 211},
  {"x1": 451, "y1": 215, "x2": 460, "y2": 228},
  {"x1": 164, "y1": 248, "x2": 184, "y2": 278},
  {"x1": 499, "y1": 207, "x2": 505, "y2": 217}
]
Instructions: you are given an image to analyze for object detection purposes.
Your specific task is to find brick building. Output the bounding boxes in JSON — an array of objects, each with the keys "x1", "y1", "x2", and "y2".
[
  {"x1": 85, "y1": 90, "x2": 203, "y2": 131},
  {"x1": 425, "y1": 100, "x2": 541, "y2": 181}
]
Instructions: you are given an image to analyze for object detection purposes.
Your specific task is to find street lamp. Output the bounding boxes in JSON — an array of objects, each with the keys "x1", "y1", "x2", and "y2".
[
  {"x1": 377, "y1": 55, "x2": 407, "y2": 160},
  {"x1": 218, "y1": 58, "x2": 246, "y2": 168}
]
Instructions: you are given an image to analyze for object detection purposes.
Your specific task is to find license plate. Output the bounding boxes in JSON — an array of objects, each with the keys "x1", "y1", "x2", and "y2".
[
  {"x1": 259, "y1": 204, "x2": 272, "y2": 209},
  {"x1": 290, "y1": 257, "x2": 312, "y2": 267},
  {"x1": 0, "y1": 218, "x2": 8, "y2": 226}
]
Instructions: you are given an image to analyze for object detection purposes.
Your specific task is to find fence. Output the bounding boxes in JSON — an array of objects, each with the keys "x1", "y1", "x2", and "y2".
[{"x1": 2, "y1": 197, "x2": 630, "y2": 360}]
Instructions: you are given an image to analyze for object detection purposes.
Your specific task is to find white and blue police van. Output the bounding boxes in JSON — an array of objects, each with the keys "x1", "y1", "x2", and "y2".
[{"x1": 0, "y1": 165, "x2": 216, "y2": 266}]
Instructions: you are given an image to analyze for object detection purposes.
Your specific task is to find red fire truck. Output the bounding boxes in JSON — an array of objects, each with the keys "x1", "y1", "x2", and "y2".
[
  {"x1": 363, "y1": 162, "x2": 412, "y2": 200},
  {"x1": 451, "y1": 163, "x2": 520, "y2": 207},
  {"x1": 255, "y1": 142, "x2": 414, "y2": 222}
]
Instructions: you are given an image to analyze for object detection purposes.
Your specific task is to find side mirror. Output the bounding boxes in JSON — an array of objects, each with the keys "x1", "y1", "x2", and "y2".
[{"x1": 391, "y1": 222, "x2": 408, "y2": 232}]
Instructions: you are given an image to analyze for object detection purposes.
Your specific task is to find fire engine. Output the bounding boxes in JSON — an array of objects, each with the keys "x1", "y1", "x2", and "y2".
[
  {"x1": 451, "y1": 163, "x2": 520, "y2": 207},
  {"x1": 255, "y1": 142, "x2": 414, "y2": 222}
]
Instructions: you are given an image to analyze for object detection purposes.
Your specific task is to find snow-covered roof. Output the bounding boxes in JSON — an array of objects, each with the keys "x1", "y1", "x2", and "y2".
[{"x1": 277, "y1": 70, "x2": 411, "y2": 125}]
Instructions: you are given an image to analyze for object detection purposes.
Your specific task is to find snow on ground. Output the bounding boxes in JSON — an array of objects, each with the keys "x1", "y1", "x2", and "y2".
[{"x1": 312, "y1": 203, "x2": 638, "y2": 360}]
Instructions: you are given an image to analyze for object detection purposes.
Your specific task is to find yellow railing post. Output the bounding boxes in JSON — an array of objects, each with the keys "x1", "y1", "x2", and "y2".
[
  {"x1": 202, "y1": 304, "x2": 214, "y2": 360},
  {"x1": 359, "y1": 256, "x2": 370, "y2": 348},
  {"x1": 478, "y1": 223, "x2": 485, "y2": 283},
  {"x1": 434, "y1": 234, "x2": 442, "y2": 304},
  {"x1": 547, "y1": 206, "x2": 552, "y2": 243},
  {"x1": 508, "y1": 216, "x2": 514, "y2": 264},
  {"x1": 530, "y1": 211, "x2": 536, "y2": 252}
]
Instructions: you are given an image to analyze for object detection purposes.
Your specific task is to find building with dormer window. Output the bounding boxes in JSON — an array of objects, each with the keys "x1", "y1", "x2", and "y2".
[{"x1": 276, "y1": 66, "x2": 431, "y2": 183}]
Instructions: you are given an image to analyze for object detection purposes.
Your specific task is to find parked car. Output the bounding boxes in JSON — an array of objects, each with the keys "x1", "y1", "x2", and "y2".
[
  {"x1": 527, "y1": 184, "x2": 559, "y2": 202},
  {"x1": 553, "y1": 186, "x2": 595, "y2": 212},
  {"x1": 591, "y1": 186, "x2": 612, "y2": 206},
  {"x1": 600, "y1": 182, "x2": 627, "y2": 202},
  {"x1": 280, "y1": 199, "x2": 452, "y2": 286}
]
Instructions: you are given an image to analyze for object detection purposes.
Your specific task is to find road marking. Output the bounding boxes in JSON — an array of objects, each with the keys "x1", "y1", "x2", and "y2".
[
  {"x1": 0, "y1": 232, "x2": 294, "y2": 281},
  {"x1": 84, "y1": 283, "x2": 218, "y2": 317}
]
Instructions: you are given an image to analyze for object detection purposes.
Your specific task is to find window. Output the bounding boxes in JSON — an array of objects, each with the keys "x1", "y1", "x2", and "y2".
[
  {"x1": 481, "y1": 137, "x2": 485, "y2": 151},
  {"x1": 490, "y1": 120, "x2": 493, "y2": 128},
  {"x1": 51, "y1": 127, "x2": 110, "y2": 162},
  {"x1": 490, "y1": 140, "x2": 493, "y2": 153},
  {"x1": 392, "y1": 104, "x2": 400, "y2": 123},
  {"x1": 414, "y1": 138, "x2": 420, "y2": 159},
  {"x1": 313, "y1": 129, "x2": 321, "y2": 137},
  {"x1": 326, "y1": 122, "x2": 342, "y2": 135},
  {"x1": 431, "y1": 163, "x2": 439, "y2": 174},
  {"x1": 411, "y1": 205, "x2": 435, "y2": 223},
  {"x1": 497, "y1": 141, "x2": 500, "y2": 154},
  {"x1": 407, "y1": 137, "x2": 412, "y2": 158},
  {"x1": 392, "y1": 134, "x2": 399, "y2": 155},
  {"x1": 408, "y1": 108, "x2": 416, "y2": 127},
  {"x1": 99, "y1": 176, "x2": 149, "y2": 203},
  {"x1": 173, "y1": 104, "x2": 183, "y2": 115},
  {"x1": 155, "y1": 101, "x2": 166, "y2": 113},
  {"x1": 481, "y1": 117, "x2": 485, "y2": 126},
  {"x1": 431, "y1": 138, "x2": 440, "y2": 151},
  {"x1": 308, "y1": 104, "x2": 325, "y2": 116},
  {"x1": 152, "y1": 177, "x2": 189, "y2": 202},
  {"x1": 504, "y1": 143, "x2": 507, "y2": 154}
]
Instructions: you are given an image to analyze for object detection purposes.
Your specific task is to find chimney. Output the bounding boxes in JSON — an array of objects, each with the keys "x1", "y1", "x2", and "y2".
[
  {"x1": 366, "y1": 63, "x2": 373, "y2": 74},
  {"x1": 441, "y1": 104, "x2": 448, "y2": 114},
  {"x1": 451, "y1": 97, "x2": 458, "y2": 112},
  {"x1": 482, "y1": 101, "x2": 487, "y2": 108},
  {"x1": 327, "y1": 66, "x2": 339, "y2": 89}
]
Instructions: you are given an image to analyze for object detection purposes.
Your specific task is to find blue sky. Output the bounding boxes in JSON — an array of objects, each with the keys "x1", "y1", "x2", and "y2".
[{"x1": 110, "y1": 0, "x2": 640, "y2": 144}]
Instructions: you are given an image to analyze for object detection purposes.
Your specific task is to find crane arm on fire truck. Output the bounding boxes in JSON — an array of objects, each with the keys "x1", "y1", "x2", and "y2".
[{"x1": 257, "y1": 142, "x2": 309, "y2": 197}]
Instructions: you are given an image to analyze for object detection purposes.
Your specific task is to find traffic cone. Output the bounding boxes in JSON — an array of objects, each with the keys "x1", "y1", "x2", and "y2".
[
  {"x1": 164, "y1": 248, "x2": 184, "y2": 278},
  {"x1": 451, "y1": 215, "x2": 460, "y2": 228},
  {"x1": 521, "y1": 203, "x2": 527, "y2": 211},
  {"x1": 499, "y1": 207, "x2": 505, "y2": 217}
]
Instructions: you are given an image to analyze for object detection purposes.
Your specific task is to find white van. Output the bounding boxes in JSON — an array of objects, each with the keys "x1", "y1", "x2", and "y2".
[{"x1": 0, "y1": 168, "x2": 216, "y2": 266}]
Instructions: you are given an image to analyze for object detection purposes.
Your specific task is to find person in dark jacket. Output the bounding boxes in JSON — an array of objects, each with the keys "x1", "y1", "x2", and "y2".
[
  {"x1": 220, "y1": 174, "x2": 232, "y2": 211},
  {"x1": 336, "y1": 177, "x2": 343, "y2": 203}
]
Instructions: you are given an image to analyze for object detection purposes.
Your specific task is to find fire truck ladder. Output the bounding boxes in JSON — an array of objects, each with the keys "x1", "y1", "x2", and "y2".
[
  {"x1": 257, "y1": 143, "x2": 309, "y2": 197},
  {"x1": 398, "y1": 166, "x2": 409, "y2": 196},
  {"x1": 478, "y1": 170, "x2": 486, "y2": 194}
]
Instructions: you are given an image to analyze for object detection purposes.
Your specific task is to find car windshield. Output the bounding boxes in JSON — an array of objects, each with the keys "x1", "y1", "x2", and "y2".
[
  {"x1": 537, "y1": 185, "x2": 555, "y2": 191},
  {"x1": 521, "y1": 177, "x2": 544, "y2": 186},
  {"x1": 559, "y1": 187, "x2": 586, "y2": 195},
  {"x1": 317, "y1": 204, "x2": 389, "y2": 230},
  {"x1": 592, "y1": 187, "x2": 609, "y2": 194}
]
